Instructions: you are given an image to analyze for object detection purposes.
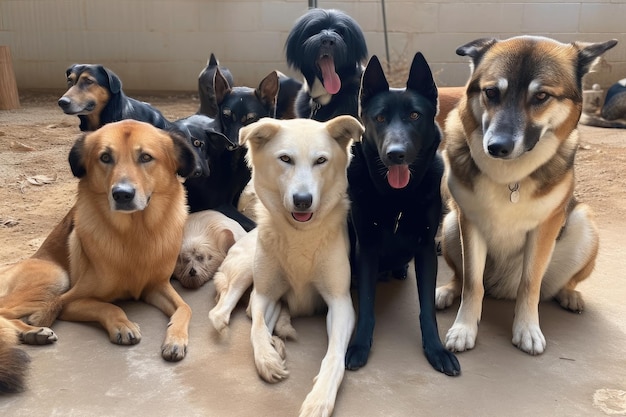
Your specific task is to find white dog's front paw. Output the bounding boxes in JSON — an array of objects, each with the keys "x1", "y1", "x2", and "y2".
[
  {"x1": 445, "y1": 322, "x2": 478, "y2": 352},
  {"x1": 512, "y1": 322, "x2": 546, "y2": 355},
  {"x1": 255, "y1": 336, "x2": 289, "y2": 383},
  {"x1": 208, "y1": 308, "x2": 229, "y2": 333},
  {"x1": 300, "y1": 388, "x2": 335, "y2": 417},
  {"x1": 555, "y1": 288, "x2": 585, "y2": 313},
  {"x1": 435, "y1": 286, "x2": 456, "y2": 309}
]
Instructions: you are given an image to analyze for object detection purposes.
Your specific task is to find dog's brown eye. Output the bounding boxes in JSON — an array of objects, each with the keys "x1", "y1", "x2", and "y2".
[
  {"x1": 376, "y1": 114, "x2": 385, "y2": 123},
  {"x1": 245, "y1": 113, "x2": 257, "y2": 124},
  {"x1": 409, "y1": 112, "x2": 420, "y2": 120},
  {"x1": 315, "y1": 156, "x2": 327, "y2": 165},
  {"x1": 223, "y1": 108, "x2": 231, "y2": 117},
  {"x1": 534, "y1": 92, "x2": 549, "y2": 103},
  {"x1": 279, "y1": 155, "x2": 292, "y2": 164},
  {"x1": 100, "y1": 153, "x2": 112, "y2": 163},
  {"x1": 193, "y1": 139, "x2": 202, "y2": 147},
  {"x1": 140, "y1": 153, "x2": 153, "y2": 163},
  {"x1": 484, "y1": 87, "x2": 499, "y2": 101}
]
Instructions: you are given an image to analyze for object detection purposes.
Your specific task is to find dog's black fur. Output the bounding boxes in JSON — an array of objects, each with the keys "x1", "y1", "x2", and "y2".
[
  {"x1": 285, "y1": 8, "x2": 367, "y2": 121},
  {"x1": 58, "y1": 64, "x2": 173, "y2": 132},
  {"x1": 346, "y1": 54, "x2": 461, "y2": 376},
  {"x1": 214, "y1": 68, "x2": 280, "y2": 145},
  {"x1": 275, "y1": 71, "x2": 303, "y2": 120},
  {"x1": 197, "y1": 53, "x2": 235, "y2": 118},
  {"x1": 175, "y1": 114, "x2": 255, "y2": 231}
]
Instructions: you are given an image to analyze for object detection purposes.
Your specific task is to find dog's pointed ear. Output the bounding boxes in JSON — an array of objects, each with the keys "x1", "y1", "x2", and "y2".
[
  {"x1": 406, "y1": 52, "x2": 438, "y2": 105},
  {"x1": 169, "y1": 131, "x2": 199, "y2": 178},
  {"x1": 326, "y1": 115, "x2": 364, "y2": 150},
  {"x1": 238, "y1": 118, "x2": 281, "y2": 148},
  {"x1": 456, "y1": 38, "x2": 497, "y2": 71},
  {"x1": 97, "y1": 65, "x2": 122, "y2": 95},
  {"x1": 575, "y1": 39, "x2": 618, "y2": 80},
  {"x1": 257, "y1": 71, "x2": 280, "y2": 109},
  {"x1": 214, "y1": 67, "x2": 231, "y2": 106},
  {"x1": 208, "y1": 53, "x2": 218, "y2": 67},
  {"x1": 68, "y1": 134, "x2": 88, "y2": 178},
  {"x1": 360, "y1": 55, "x2": 389, "y2": 108},
  {"x1": 207, "y1": 130, "x2": 238, "y2": 152}
]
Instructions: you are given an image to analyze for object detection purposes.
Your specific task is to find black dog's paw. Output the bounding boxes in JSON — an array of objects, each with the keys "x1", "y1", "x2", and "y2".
[
  {"x1": 345, "y1": 344, "x2": 371, "y2": 371},
  {"x1": 424, "y1": 345, "x2": 461, "y2": 376},
  {"x1": 391, "y1": 264, "x2": 409, "y2": 280}
]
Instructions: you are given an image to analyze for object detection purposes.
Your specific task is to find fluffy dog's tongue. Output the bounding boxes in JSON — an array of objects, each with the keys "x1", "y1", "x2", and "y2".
[
  {"x1": 319, "y1": 56, "x2": 341, "y2": 94},
  {"x1": 292, "y1": 212, "x2": 313, "y2": 222},
  {"x1": 387, "y1": 165, "x2": 410, "y2": 189}
]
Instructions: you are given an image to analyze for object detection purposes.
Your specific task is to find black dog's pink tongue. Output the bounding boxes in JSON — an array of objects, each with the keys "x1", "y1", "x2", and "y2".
[
  {"x1": 387, "y1": 165, "x2": 410, "y2": 189},
  {"x1": 319, "y1": 56, "x2": 341, "y2": 94},
  {"x1": 292, "y1": 212, "x2": 313, "y2": 222}
]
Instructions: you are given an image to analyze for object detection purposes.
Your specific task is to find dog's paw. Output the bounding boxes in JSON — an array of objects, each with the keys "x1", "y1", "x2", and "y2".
[
  {"x1": 299, "y1": 392, "x2": 334, "y2": 417},
  {"x1": 161, "y1": 337, "x2": 188, "y2": 362},
  {"x1": 21, "y1": 327, "x2": 58, "y2": 345},
  {"x1": 274, "y1": 310, "x2": 298, "y2": 341},
  {"x1": 435, "y1": 286, "x2": 457, "y2": 310},
  {"x1": 445, "y1": 323, "x2": 477, "y2": 352},
  {"x1": 345, "y1": 344, "x2": 370, "y2": 371},
  {"x1": 208, "y1": 308, "x2": 230, "y2": 333},
  {"x1": 255, "y1": 336, "x2": 289, "y2": 383},
  {"x1": 512, "y1": 322, "x2": 546, "y2": 355},
  {"x1": 555, "y1": 288, "x2": 585, "y2": 313},
  {"x1": 424, "y1": 344, "x2": 461, "y2": 376},
  {"x1": 109, "y1": 321, "x2": 141, "y2": 345}
]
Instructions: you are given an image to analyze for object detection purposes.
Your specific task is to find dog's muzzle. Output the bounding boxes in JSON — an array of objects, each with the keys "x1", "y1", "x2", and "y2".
[
  {"x1": 291, "y1": 192, "x2": 313, "y2": 222},
  {"x1": 57, "y1": 96, "x2": 95, "y2": 115},
  {"x1": 111, "y1": 183, "x2": 141, "y2": 212}
]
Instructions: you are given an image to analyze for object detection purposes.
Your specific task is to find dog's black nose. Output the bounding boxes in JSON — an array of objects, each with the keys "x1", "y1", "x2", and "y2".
[
  {"x1": 112, "y1": 184, "x2": 136, "y2": 203},
  {"x1": 189, "y1": 268, "x2": 197, "y2": 277},
  {"x1": 487, "y1": 139, "x2": 513, "y2": 158},
  {"x1": 58, "y1": 96, "x2": 71, "y2": 109},
  {"x1": 293, "y1": 193, "x2": 313, "y2": 210},
  {"x1": 386, "y1": 146, "x2": 406, "y2": 164}
]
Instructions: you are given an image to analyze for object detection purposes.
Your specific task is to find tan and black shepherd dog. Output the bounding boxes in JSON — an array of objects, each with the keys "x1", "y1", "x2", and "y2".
[
  {"x1": 435, "y1": 36, "x2": 617, "y2": 355},
  {"x1": 0, "y1": 120, "x2": 197, "y2": 392}
]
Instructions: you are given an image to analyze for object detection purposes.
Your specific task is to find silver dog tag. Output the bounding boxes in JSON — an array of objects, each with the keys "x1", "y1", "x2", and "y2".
[{"x1": 508, "y1": 183, "x2": 520, "y2": 203}]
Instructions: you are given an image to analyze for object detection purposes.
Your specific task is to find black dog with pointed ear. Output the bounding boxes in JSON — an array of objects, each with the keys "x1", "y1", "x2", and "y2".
[
  {"x1": 58, "y1": 64, "x2": 173, "y2": 132},
  {"x1": 197, "y1": 53, "x2": 235, "y2": 118},
  {"x1": 346, "y1": 53, "x2": 461, "y2": 377},
  {"x1": 285, "y1": 8, "x2": 367, "y2": 121}
]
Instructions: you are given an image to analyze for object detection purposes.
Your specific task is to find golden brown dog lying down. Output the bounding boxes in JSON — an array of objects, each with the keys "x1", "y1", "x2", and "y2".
[{"x1": 0, "y1": 120, "x2": 197, "y2": 377}]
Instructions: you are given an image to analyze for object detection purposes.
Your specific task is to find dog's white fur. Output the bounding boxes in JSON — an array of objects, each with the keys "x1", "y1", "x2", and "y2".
[
  {"x1": 173, "y1": 210, "x2": 246, "y2": 289},
  {"x1": 220, "y1": 116, "x2": 363, "y2": 417}
]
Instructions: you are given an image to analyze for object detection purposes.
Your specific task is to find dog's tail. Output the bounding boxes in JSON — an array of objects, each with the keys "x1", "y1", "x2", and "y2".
[{"x1": 0, "y1": 319, "x2": 31, "y2": 394}]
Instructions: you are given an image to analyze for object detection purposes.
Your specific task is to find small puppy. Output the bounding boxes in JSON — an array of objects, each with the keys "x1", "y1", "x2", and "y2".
[
  {"x1": 173, "y1": 210, "x2": 247, "y2": 289},
  {"x1": 285, "y1": 8, "x2": 368, "y2": 120}
]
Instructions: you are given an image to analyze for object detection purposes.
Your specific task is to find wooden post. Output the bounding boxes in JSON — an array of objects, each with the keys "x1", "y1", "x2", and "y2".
[{"x1": 0, "y1": 45, "x2": 20, "y2": 110}]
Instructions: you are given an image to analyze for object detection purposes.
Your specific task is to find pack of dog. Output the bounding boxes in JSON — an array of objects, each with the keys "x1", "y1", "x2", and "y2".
[
  {"x1": 435, "y1": 36, "x2": 616, "y2": 355},
  {"x1": 58, "y1": 64, "x2": 173, "y2": 131}
]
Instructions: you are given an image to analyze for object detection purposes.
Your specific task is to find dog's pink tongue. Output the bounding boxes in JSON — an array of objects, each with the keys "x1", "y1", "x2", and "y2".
[
  {"x1": 319, "y1": 56, "x2": 341, "y2": 94},
  {"x1": 292, "y1": 212, "x2": 313, "y2": 222},
  {"x1": 387, "y1": 165, "x2": 410, "y2": 189}
]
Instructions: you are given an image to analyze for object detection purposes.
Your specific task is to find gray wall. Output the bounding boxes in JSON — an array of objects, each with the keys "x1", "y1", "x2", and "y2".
[{"x1": 1, "y1": 0, "x2": 625, "y2": 92}]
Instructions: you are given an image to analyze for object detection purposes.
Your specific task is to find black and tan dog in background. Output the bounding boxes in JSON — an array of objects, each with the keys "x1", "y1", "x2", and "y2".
[
  {"x1": 58, "y1": 64, "x2": 173, "y2": 131},
  {"x1": 436, "y1": 36, "x2": 617, "y2": 355}
]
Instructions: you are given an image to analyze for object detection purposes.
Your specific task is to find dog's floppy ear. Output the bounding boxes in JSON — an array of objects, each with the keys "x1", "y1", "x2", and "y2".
[
  {"x1": 238, "y1": 118, "x2": 281, "y2": 148},
  {"x1": 326, "y1": 115, "x2": 364, "y2": 150},
  {"x1": 360, "y1": 55, "x2": 389, "y2": 109},
  {"x1": 214, "y1": 67, "x2": 231, "y2": 106},
  {"x1": 68, "y1": 133, "x2": 89, "y2": 178},
  {"x1": 96, "y1": 65, "x2": 122, "y2": 95},
  {"x1": 257, "y1": 71, "x2": 280, "y2": 109},
  {"x1": 65, "y1": 64, "x2": 80, "y2": 79},
  {"x1": 216, "y1": 228, "x2": 237, "y2": 257},
  {"x1": 406, "y1": 52, "x2": 438, "y2": 106},
  {"x1": 574, "y1": 39, "x2": 618, "y2": 81},
  {"x1": 456, "y1": 37, "x2": 497, "y2": 71},
  {"x1": 170, "y1": 130, "x2": 199, "y2": 178}
]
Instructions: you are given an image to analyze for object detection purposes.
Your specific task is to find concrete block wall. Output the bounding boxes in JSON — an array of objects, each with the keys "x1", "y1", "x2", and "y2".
[{"x1": 0, "y1": 0, "x2": 624, "y2": 92}]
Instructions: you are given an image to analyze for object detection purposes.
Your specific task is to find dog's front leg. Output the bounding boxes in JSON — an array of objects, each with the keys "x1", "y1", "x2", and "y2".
[
  {"x1": 445, "y1": 215, "x2": 487, "y2": 352},
  {"x1": 143, "y1": 283, "x2": 192, "y2": 361},
  {"x1": 512, "y1": 210, "x2": 564, "y2": 355},
  {"x1": 414, "y1": 243, "x2": 461, "y2": 376},
  {"x1": 345, "y1": 244, "x2": 380, "y2": 370},
  {"x1": 301, "y1": 273, "x2": 355, "y2": 416}
]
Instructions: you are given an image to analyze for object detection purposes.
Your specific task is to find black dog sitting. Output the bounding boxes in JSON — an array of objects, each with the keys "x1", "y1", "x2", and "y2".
[
  {"x1": 285, "y1": 8, "x2": 367, "y2": 121},
  {"x1": 345, "y1": 53, "x2": 461, "y2": 376},
  {"x1": 173, "y1": 114, "x2": 255, "y2": 232},
  {"x1": 58, "y1": 64, "x2": 172, "y2": 132},
  {"x1": 197, "y1": 53, "x2": 234, "y2": 118}
]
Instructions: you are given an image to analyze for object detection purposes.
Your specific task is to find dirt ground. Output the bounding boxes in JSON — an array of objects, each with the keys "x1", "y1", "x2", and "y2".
[{"x1": 1, "y1": 90, "x2": 625, "y2": 265}]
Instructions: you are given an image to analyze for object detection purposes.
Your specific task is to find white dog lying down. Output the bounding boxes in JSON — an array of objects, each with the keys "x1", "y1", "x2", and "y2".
[
  {"x1": 209, "y1": 116, "x2": 364, "y2": 417},
  {"x1": 173, "y1": 210, "x2": 246, "y2": 289}
]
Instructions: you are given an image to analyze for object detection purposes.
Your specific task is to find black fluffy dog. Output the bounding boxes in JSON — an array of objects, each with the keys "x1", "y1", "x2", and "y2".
[
  {"x1": 345, "y1": 54, "x2": 461, "y2": 376},
  {"x1": 58, "y1": 64, "x2": 172, "y2": 132},
  {"x1": 173, "y1": 114, "x2": 255, "y2": 232},
  {"x1": 285, "y1": 8, "x2": 367, "y2": 121},
  {"x1": 197, "y1": 53, "x2": 234, "y2": 118}
]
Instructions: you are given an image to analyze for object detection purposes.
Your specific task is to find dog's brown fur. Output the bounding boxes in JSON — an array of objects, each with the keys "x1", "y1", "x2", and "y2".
[
  {"x1": 435, "y1": 36, "x2": 616, "y2": 355},
  {"x1": 437, "y1": 86, "x2": 465, "y2": 130}
]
